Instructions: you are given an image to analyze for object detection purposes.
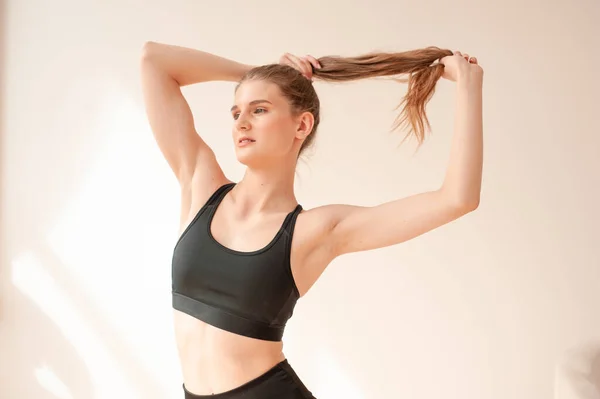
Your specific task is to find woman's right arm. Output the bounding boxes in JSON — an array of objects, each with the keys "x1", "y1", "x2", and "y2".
[{"x1": 139, "y1": 41, "x2": 253, "y2": 189}]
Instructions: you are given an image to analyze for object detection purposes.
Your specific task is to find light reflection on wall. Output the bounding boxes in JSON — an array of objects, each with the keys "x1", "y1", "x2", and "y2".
[
  {"x1": 12, "y1": 86, "x2": 182, "y2": 398},
  {"x1": 34, "y1": 364, "x2": 73, "y2": 399},
  {"x1": 12, "y1": 252, "x2": 137, "y2": 398}
]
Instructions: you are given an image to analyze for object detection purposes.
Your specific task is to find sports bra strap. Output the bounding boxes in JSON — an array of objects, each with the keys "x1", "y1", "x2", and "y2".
[
  {"x1": 206, "y1": 182, "x2": 236, "y2": 207},
  {"x1": 280, "y1": 204, "x2": 303, "y2": 236}
]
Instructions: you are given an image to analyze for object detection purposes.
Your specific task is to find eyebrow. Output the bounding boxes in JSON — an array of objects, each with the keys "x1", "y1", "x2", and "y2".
[{"x1": 230, "y1": 100, "x2": 273, "y2": 112}]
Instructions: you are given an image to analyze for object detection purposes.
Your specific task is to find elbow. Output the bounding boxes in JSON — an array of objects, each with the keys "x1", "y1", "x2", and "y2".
[
  {"x1": 457, "y1": 196, "x2": 480, "y2": 212},
  {"x1": 140, "y1": 42, "x2": 153, "y2": 66},
  {"x1": 441, "y1": 188, "x2": 480, "y2": 213},
  {"x1": 440, "y1": 185, "x2": 480, "y2": 212},
  {"x1": 140, "y1": 42, "x2": 167, "y2": 76},
  {"x1": 140, "y1": 41, "x2": 160, "y2": 63}
]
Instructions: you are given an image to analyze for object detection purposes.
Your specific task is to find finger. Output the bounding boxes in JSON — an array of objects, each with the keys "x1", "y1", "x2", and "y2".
[
  {"x1": 287, "y1": 54, "x2": 312, "y2": 79},
  {"x1": 469, "y1": 57, "x2": 478, "y2": 64},
  {"x1": 305, "y1": 54, "x2": 322, "y2": 70},
  {"x1": 463, "y1": 53, "x2": 470, "y2": 61},
  {"x1": 280, "y1": 53, "x2": 295, "y2": 67},
  {"x1": 301, "y1": 58, "x2": 314, "y2": 78},
  {"x1": 454, "y1": 50, "x2": 463, "y2": 56},
  {"x1": 284, "y1": 52, "x2": 302, "y2": 66}
]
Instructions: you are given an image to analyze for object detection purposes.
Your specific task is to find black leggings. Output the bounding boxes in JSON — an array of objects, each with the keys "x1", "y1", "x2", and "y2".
[{"x1": 183, "y1": 359, "x2": 317, "y2": 399}]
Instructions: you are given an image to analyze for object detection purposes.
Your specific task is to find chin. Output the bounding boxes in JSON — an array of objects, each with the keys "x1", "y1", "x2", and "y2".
[
  {"x1": 235, "y1": 149, "x2": 278, "y2": 170},
  {"x1": 235, "y1": 149, "x2": 260, "y2": 167}
]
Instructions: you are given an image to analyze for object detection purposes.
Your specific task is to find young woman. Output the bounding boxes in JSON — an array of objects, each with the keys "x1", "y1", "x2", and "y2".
[{"x1": 140, "y1": 41, "x2": 483, "y2": 399}]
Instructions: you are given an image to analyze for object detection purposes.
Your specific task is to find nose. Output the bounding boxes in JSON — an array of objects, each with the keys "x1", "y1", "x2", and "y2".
[{"x1": 234, "y1": 114, "x2": 251, "y2": 131}]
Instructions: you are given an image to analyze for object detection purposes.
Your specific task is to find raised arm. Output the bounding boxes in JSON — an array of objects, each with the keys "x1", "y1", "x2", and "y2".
[
  {"x1": 139, "y1": 41, "x2": 253, "y2": 190},
  {"x1": 323, "y1": 51, "x2": 484, "y2": 257}
]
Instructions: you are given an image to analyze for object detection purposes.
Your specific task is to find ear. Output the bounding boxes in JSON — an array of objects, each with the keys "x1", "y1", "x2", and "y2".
[{"x1": 295, "y1": 111, "x2": 315, "y2": 140}]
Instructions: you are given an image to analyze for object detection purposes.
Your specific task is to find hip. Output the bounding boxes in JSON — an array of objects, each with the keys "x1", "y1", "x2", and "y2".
[{"x1": 183, "y1": 358, "x2": 316, "y2": 399}]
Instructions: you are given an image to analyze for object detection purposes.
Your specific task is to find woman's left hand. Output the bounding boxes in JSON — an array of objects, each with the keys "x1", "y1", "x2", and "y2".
[
  {"x1": 278, "y1": 53, "x2": 321, "y2": 81},
  {"x1": 440, "y1": 51, "x2": 483, "y2": 83}
]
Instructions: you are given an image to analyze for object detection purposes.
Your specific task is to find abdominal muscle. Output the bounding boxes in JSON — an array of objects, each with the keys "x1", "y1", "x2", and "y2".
[{"x1": 173, "y1": 309, "x2": 286, "y2": 395}]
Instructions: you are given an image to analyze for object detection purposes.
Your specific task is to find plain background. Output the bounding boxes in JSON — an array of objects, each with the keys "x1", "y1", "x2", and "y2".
[{"x1": 1, "y1": 0, "x2": 599, "y2": 398}]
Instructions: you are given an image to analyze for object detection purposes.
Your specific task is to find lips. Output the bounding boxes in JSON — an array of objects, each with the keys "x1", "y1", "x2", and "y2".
[
  {"x1": 237, "y1": 136, "x2": 256, "y2": 147},
  {"x1": 238, "y1": 137, "x2": 255, "y2": 143}
]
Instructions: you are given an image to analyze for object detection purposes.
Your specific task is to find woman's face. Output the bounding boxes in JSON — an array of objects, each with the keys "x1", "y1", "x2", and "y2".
[{"x1": 231, "y1": 80, "x2": 311, "y2": 168}]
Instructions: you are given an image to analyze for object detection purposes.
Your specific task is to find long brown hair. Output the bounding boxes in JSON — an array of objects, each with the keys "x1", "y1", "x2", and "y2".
[{"x1": 237, "y1": 46, "x2": 453, "y2": 158}]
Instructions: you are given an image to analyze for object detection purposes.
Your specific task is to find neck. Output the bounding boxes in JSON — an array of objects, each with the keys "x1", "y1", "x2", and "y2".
[{"x1": 231, "y1": 162, "x2": 299, "y2": 215}]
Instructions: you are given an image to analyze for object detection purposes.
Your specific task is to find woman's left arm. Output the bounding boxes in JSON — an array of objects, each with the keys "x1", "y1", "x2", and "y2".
[
  {"x1": 442, "y1": 69, "x2": 484, "y2": 206},
  {"x1": 322, "y1": 64, "x2": 484, "y2": 258}
]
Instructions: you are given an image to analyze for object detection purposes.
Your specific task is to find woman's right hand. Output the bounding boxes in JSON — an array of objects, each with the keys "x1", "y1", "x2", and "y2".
[
  {"x1": 440, "y1": 50, "x2": 482, "y2": 83},
  {"x1": 278, "y1": 53, "x2": 322, "y2": 81}
]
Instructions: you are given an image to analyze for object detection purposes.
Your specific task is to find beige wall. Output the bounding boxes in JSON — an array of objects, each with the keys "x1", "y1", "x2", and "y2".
[{"x1": 1, "y1": 0, "x2": 599, "y2": 398}]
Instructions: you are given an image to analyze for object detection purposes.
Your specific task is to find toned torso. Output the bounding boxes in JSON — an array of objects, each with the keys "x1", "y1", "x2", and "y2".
[{"x1": 173, "y1": 179, "x2": 335, "y2": 395}]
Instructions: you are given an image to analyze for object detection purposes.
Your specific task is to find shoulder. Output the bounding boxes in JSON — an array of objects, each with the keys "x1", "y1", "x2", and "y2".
[{"x1": 291, "y1": 203, "x2": 347, "y2": 257}]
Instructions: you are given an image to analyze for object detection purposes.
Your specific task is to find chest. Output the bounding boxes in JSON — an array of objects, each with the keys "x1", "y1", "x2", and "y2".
[
  {"x1": 210, "y1": 208, "x2": 291, "y2": 254},
  {"x1": 177, "y1": 198, "x2": 333, "y2": 299}
]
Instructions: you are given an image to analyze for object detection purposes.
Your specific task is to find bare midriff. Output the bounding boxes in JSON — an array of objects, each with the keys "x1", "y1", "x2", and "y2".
[{"x1": 173, "y1": 309, "x2": 287, "y2": 395}]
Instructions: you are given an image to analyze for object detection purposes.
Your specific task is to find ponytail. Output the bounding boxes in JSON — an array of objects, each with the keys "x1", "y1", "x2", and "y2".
[{"x1": 313, "y1": 47, "x2": 453, "y2": 146}]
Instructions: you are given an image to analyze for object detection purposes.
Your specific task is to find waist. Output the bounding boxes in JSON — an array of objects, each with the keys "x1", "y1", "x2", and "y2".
[{"x1": 173, "y1": 309, "x2": 286, "y2": 394}]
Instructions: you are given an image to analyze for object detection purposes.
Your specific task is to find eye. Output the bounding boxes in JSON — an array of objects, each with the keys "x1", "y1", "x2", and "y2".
[{"x1": 232, "y1": 108, "x2": 267, "y2": 120}]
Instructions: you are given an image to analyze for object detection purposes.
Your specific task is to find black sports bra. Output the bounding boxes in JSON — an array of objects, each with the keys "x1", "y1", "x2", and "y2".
[{"x1": 171, "y1": 183, "x2": 303, "y2": 341}]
